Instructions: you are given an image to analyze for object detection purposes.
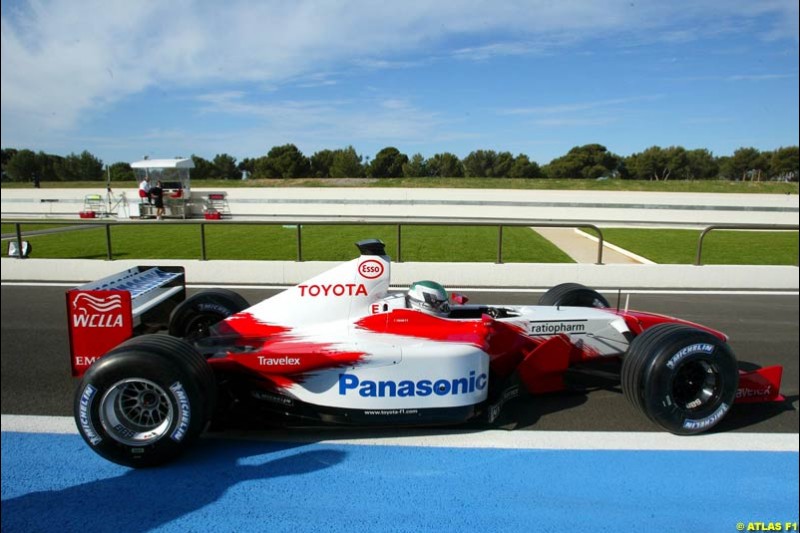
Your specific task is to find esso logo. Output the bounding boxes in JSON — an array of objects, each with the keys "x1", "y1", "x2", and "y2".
[{"x1": 358, "y1": 260, "x2": 384, "y2": 279}]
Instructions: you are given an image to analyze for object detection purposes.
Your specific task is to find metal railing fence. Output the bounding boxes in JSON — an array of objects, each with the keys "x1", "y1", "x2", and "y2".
[
  {"x1": 3, "y1": 217, "x2": 604, "y2": 263},
  {"x1": 3, "y1": 217, "x2": 798, "y2": 266},
  {"x1": 694, "y1": 224, "x2": 799, "y2": 266}
]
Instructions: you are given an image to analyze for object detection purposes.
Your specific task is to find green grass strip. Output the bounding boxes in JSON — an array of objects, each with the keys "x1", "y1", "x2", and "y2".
[
  {"x1": 602, "y1": 228, "x2": 798, "y2": 265},
  {"x1": 5, "y1": 224, "x2": 572, "y2": 263}
]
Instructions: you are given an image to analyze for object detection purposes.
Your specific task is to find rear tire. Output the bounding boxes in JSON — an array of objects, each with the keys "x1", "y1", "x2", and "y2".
[
  {"x1": 538, "y1": 283, "x2": 609, "y2": 308},
  {"x1": 621, "y1": 323, "x2": 738, "y2": 435},
  {"x1": 169, "y1": 289, "x2": 249, "y2": 340},
  {"x1": 107, "y1": 334, "x2": 217, "y2": 420},
  {"x1": 74, "y1": 335, "x2": 211, "y2": 467}
]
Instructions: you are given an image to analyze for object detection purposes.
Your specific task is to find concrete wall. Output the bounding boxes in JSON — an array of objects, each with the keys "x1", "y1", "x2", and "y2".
[
  {"x1": 3, "y1": 257, "x2": 796, "y2": 290},
  {"x1": 2, "y1": 187, "x2": 798, "y2": 226}
]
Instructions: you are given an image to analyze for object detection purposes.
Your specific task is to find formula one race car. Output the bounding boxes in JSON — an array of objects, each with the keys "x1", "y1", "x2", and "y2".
[{"x1": 68, "y1": 240, "x2": 783, "y2": 467}]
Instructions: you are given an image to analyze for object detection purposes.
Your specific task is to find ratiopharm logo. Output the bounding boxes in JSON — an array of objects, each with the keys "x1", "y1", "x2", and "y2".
[
  {"x1": 71, "y1": 293, "x2": 124, "y2": 328},
  {"x1": 528, "y1": 321, "x2": 586, "y2": 335},
  {"x1": 358, "y1": 259, "x2": 384, "y2": 279}
]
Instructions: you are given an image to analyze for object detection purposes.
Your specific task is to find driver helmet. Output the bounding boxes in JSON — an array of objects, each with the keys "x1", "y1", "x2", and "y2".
[{"x1": 407, "y1": 280, "x2": 450, "y2": 317}]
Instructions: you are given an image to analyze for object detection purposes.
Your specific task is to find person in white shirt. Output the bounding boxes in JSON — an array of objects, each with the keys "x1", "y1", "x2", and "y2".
[{"x1": 138, "y1": 177, "x2": 151, "y2": 203}]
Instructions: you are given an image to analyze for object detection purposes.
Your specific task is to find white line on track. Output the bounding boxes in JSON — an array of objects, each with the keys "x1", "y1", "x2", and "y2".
[
  {"x1": 2, "y1": 281, "x2": 797, "y2": 296},
  {"x1": 3, "y1": 414, "x2": 797, "y2": 452}
]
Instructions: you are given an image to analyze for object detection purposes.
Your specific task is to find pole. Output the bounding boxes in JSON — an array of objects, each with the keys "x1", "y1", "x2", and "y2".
[{"x1": 106, "y1": 166, "x2": 112, "y2": 216}]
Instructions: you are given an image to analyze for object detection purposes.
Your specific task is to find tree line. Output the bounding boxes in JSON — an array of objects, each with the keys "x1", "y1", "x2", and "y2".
[{"x1": 1, "y1": 143, "x2": 797, "y2": 183}]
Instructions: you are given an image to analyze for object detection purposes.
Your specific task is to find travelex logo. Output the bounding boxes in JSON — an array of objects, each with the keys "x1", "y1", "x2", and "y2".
[{"x1": 339, "y1": 371, "x2": 487, "y2": 398}]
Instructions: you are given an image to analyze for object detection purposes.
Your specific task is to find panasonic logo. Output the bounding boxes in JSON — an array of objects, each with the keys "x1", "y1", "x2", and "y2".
[{"x1": 339, "y1": 371, "x2": 488, "y2": 398}]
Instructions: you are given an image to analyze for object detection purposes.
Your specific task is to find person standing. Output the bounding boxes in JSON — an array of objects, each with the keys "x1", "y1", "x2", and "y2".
[
  {"x1": 138, "y1": 177, "x2": 151, "y2": 203},
  {"x1": 149, "y1": 180, "x2": 165, "y2": 220}
]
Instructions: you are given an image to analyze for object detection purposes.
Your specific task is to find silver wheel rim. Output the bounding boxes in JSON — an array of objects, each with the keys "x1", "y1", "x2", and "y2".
[{"x1": 99, "y1": 378, "x2": 173, "y2": 446}]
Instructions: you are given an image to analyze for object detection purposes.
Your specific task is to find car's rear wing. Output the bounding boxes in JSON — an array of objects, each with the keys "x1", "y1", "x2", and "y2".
[{"x1": 66, "y1": 266, "x2": 185, "y2": 377}]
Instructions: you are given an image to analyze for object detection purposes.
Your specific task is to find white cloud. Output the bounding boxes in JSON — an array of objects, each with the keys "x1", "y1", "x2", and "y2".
[
  {"x1": 664, "y1": 73, "x2": 796, "y2": 82},
  {"x1": 352, "y1": 58, "x2": 432, "y2": 70},
  {"x1": 193, "y1": 90, "x2": 449, "y2": 153},
  {"x1": 451, "y1": 41, "x2": 551, "y2": 61},
  {"x1": 533, "y1": 117, "x2": 615, "y2": 127},
  {"x1": 500, "y1": 95, "x2": 664, "y2": 116},
  {"x1": 682, "y1": 117, "x2": 735, "y2": 125},
  {"x1": 725, "y1": 73, "x2": 795, "y2": 81}
]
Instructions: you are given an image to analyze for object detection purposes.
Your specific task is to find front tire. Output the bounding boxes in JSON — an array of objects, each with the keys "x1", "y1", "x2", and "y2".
[
  {"x1": 538, "y1": 282, "x2": 610, "y2": 308},
  {"x1": 74, "y1": 335, "x2": 211, "y2": 467},
  {"x1": 621, "y1": 323, "x2": 738, "y2": 435}
]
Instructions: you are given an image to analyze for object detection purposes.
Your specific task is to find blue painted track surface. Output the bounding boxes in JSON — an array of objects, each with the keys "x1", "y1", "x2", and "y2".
[{"x1": 3, "y1": 432, "x2": 798, "y2": 533}]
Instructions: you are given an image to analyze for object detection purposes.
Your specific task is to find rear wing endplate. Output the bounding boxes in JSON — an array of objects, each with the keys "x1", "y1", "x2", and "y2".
[{"x1": 67, "y1": 266, "x2": 185, "y2": 377}]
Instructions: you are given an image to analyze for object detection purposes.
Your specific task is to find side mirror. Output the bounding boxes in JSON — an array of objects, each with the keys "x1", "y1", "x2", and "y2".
[{"x1": 450, "y1": 292, "x2": 469, "y2": 305}]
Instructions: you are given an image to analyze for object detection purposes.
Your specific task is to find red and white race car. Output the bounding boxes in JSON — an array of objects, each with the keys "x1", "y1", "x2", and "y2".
[{"x1": 68, "y1": 240, "x2": 783, "y2": 467}]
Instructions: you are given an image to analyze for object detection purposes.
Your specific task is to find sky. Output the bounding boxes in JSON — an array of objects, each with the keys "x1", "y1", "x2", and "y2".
[{"x1": 1, "y1": 0, "x2": 798, "y2": 167}]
